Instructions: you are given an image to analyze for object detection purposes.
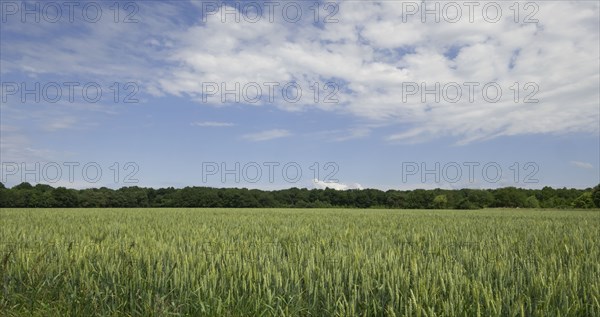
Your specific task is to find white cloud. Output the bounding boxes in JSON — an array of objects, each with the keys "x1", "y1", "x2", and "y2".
[
  {"x1": 164, "y1": 1, "x2": 598, "y2": 144},
  {"x1": 242, "y1": 129, "x2": 291, "y2": 142},
  {"x1": 332, "y1": 128, "x2": 371, "y2": 142},
  {"x1": 312, "y1": 127, "x2": 372, "y2": 142},
  {"x1": 191, "y1": 121, "x2": 235, "y2": 127},
  {"x1": 2, "y1": 1, "x2": 598, "y2": 144},
  {"x1": 44, "y1": 117, "x2": 78, "y2": 131},
  {"x1": 313, "y1": 179, "x2": 363, "y2": 191},
  {"x1": 570, "y1": 161, "x2": 594, "y2": 169}
]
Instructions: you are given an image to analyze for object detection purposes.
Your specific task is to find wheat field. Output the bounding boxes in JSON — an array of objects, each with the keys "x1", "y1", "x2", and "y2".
[{"x1": 0, "y1": 208, "x2": 598, "y2": 316}]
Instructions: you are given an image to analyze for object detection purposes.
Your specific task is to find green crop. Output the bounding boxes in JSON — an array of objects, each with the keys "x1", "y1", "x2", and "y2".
[{"x1": 0, "y1": 208, "x2": 598, "y2": 316}]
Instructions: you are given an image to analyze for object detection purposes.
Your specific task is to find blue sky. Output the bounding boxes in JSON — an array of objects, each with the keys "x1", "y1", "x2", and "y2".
[{"x1": 1, "y1": 0, "x2": 599, "y2": 190}]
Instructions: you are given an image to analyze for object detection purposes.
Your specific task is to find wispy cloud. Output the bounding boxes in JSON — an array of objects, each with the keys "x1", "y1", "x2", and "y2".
[
  {"x1": 191, "y1": 121, "x2": 235, "y2": 127},
  {"x1": 313, "y1": 179, "x2": 363, "y2": 191},
  {"x1": 570, "y1": 161, "x2": 594, "y2": 169},
  {"x1": 44, "y1": 117, "x2": 78, "y2": 131},
  {"x1": 3, "y1": 2, "x2": 598, "y2": 144},
  {"x1": 314, "y1": 127, "x2": 372, "y2": 142},
  {"x1": 160, "y1": 2, "x2": 598, "y2": 144},
  {"x1": 242, "y1": 129, "x2": 291, "y2": 142}
]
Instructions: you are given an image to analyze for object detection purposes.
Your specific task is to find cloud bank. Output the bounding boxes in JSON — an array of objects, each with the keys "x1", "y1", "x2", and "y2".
[{"x1": 2, "y1": 1, "x2": 598, "y2": 146}]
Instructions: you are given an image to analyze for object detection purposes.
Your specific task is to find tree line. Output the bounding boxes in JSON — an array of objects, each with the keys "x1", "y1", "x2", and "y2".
[{"x1": 0, "y1": 182, "x2": 599, "y2": 209}]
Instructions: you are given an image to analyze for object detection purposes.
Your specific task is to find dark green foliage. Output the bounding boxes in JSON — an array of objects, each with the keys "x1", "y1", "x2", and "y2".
[
  {"x1": 456, "y1": 198, "x2": 479, "y2": 210},
  {"x1": 572, "y1": 192, "x2": 595, "y2": 209},
  {"x1": 0, "y1": 183, "x2": 598, "y2": 209},
  {"x1": 592, "y1": 184, "x2": 600, "y2": 208},
  {"x1": 524, "y1": 195, "x2": 541, "y2": 208}
]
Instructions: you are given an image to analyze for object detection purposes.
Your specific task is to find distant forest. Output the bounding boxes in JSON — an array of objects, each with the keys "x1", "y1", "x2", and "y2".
[{"x1": 1, "y1": 182, "x2": 599, "y2": 209}]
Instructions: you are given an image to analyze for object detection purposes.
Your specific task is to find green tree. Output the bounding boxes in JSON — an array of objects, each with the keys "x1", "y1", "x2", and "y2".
[
  {"x1": 52, "y1": 187, "x2": 79, "y2": 207},
  {"x1": 79, "y1": 188, "x2": 111, "y2": 207},
  {"x1": 385, "y1": 191, "x2": 405, "y2": 209},
  {"x1": 456, "y1": 199, "x2": 479, "y2": 209},
  {"x1": 406, "y1": 190, "x2": 434, "y2": 209},
  {"x1": 0, "y1": 183, "x2": 9, "y2": 207},
  {"x1": 13, "y1": 182, "x2": 33, "y2": 190},
  {"x1": 591, "y1": 184, "x2": 600, "y2": 208},
  {"x1": 572, "y1": 192, "x2": 594, "y2": 208},
  {"x1": 524, "y1": 195, "x2": 540, "y2": 208},
  {"x1": 493, "y1": 187, "x2": 527, "y2": 208},
  {"x1": 354, "y1": 190, "x2": 372, "y2": 208},
  {"x1": 433, "y1": 194, "x2": 448, "y2": 209},
  {"x1": 113, "y1": 187, "x2": 149, "y2": 207}
]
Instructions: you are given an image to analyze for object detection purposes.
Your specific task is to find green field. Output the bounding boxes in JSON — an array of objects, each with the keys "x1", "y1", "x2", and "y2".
[{"x1": 0, "y1": 208, "x2": 598, "y2": 316}]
